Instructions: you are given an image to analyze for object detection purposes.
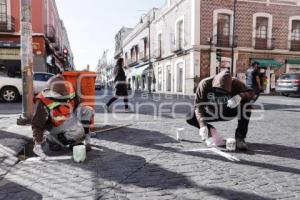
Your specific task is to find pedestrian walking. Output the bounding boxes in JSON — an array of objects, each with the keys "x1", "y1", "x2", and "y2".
[
  {"x1": 246, "y1": 61, "x2": 261, "y2": 101},
  {"x1": 105, "y1": 58, "x2": 130, "y2": 112},
  {"x1": 186, "y1": 70, "x2": 256, "y2": 151}
]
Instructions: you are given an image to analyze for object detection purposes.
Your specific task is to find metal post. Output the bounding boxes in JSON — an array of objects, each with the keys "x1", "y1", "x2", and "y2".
[
  {"x1": 231, "y1": 0, "x2": 237, "y2": 76},
  {"x1": 148, "y1": 15, "x2": 152, "y2": 94},
  {"x1": 17, "y1": 0, "x2": 34, "y2": 125}
]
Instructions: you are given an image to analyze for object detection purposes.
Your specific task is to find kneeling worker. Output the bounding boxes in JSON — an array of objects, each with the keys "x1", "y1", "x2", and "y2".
[
  {"x1": 32, "y1": 74, "x2": 94, "y2": 159},
  {"x1": 187, "y1": 70, "x2": 255, "y2": 150}
]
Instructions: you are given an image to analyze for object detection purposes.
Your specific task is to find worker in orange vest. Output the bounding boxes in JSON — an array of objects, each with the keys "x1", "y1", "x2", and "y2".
[{"x1": 32, "y1": 74, "x2": 94, "y2": 159}]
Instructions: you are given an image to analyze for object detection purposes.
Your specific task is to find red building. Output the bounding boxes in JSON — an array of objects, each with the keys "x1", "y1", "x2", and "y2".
[
  {"x1": 199, "y1": 0, "x2": 300, "y2": 94},
  {"x1": 0, "y1": 0, "x2": 73, "y2": 75}
]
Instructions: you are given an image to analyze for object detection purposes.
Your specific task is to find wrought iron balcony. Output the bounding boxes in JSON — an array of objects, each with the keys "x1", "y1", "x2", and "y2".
[
  {"x1": 253, "y1": 37, "x2": 275, "y2": 50},
  {"x1": 128, "y1": 57, "x2": 139, "y2": 67},
  {"x1": 290, "y1": 40, "x2": 300, "y2": 51},
  {"x1": 171, "y1": 40, "x2": 184, "y2": 54},
  {"x1": 139, "y1": 51, "x2": 149, "y2": 62},
  {"x1": 0, "y1": 15, "x2": 16, "y2": 32},
  {"x1": 213, "y1": 34, "x2": 237, "y2": 48},
  {"x1": 45, "y1": 25, "x2": 56, "y2": 43},
  {"x1": 153, "y1": 49, "x2": 163, "y2": 59}
]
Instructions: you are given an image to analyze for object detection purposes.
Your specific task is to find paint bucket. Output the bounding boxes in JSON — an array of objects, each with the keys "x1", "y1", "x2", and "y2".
[
  {"x1": 226, "y1": 138, "x2": 236, "y2": 152},
  {"x1": 176, "y1": 128, "x2": 185, "y2": 141},
  {"x1": 73, "y1": 145, "x2": 86, "y2": 163}
]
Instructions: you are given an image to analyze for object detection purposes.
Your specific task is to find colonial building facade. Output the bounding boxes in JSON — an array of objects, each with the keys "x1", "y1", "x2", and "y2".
[
  {"x1": 0, "y1": 0, "x2": 73, "y2": 76},
  {"x1": 96, "y1": 50, "x2": 114, "y2": 88},
  {"x1": 200, "y1": 0, "x2": 300, "y2": 94},
  {"x1": 152, "y1": 0, "x2": 201, "y2": 94},
  {"x1": 115, "y1": 0, "x2": 300, "y2": 94},
  {"x1": 121, "y1": 9, "x2": 157, "y2": 91}
]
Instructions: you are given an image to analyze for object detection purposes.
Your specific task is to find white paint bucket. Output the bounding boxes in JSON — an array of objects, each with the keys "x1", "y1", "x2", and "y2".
[
  {"x1": 226, "y1": 138, "x2": 236, "y2": 152},
  {"x1": 73, "y1": 145, "x2": 86, "y2": 163}
]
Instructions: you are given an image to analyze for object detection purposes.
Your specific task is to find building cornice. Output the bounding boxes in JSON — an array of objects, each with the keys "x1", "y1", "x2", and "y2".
[
  {"x1": 238, "y1": 0, "x2": 300, "y2": 6},
  {"x1": 199, "y1": 45, "x2": 300, "y2": 55}
]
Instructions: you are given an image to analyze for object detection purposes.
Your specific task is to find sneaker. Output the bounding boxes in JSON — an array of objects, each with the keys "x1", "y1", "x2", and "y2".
[
  {"x1": 236, "y1": 139, "x2": 249, "y2": 151},
  {"x1": 125, "y1": 108, "x2": 132, "y2": 113},
  {"x1": 33, "y1": 145, "x2": 47, "y2": 160},
  {"x1": 105, "y1": 105, "x2": 111, "y2": 113}
]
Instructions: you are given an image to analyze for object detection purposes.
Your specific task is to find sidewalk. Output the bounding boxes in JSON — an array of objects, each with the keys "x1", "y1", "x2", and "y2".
[{"x1": 0, "y1": 115, "x2": 30, "y2": 179}]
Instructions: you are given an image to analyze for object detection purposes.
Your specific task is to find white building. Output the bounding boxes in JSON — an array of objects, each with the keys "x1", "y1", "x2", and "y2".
[
  {"x1": 120, "y1": 0, "x2": 200, "y2": 94},
  {"x1": 122, "y1": 8, "x2": 158, "y2": 91},
  {"x1": 96, "y1": 50, "x2": 115, "y2": 87},
  {"x1": 152, "y1": 0, "x2": 200, "y2": 95}
]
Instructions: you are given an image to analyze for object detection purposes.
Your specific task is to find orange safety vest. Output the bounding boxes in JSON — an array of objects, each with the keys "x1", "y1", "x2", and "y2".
[{"x1": 35, "y1": 87, "x2": 76, "y2": 127}]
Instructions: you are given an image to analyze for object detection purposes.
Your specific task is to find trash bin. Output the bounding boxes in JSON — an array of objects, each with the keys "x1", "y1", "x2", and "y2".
[{"x1": 63, "y1": 71, "x2": 96, "y2": 126}]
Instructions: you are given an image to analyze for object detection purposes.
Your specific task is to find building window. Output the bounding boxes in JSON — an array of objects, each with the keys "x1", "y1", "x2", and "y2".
[
  {"x1": 177, "y1": 62, "x2": 184, "y2": 93},
  {"x1": 291, "y1": 20, "x2": 300, "y2": 51},
  {"x1": 143, "y1": 37, "x2": 148, "y2": 58},
  {"x1": 176, "y1": 20, "x2": 184, "y2": 49},
  {"x1": 158, "y1": 67, "x2": 163, "y2": 92},
  {"x1": 157, "y1": 33, "x2": 162, "y2": 57},
  {"x1": 0, "y1": 0, "x2": 7, "y2": 22},
  {"x1": 130, "y1": 48, "x2": 135, "y2": 63},
  {"x1": 291, "y1": 20, "x2": 300, "y2": 41},
  {"x1": 217, "y1": 14, "x2": 231, "y2": 47},
  {"x1": 256, "y1": 17, "x2": 268, "y2": 39},
  {"x1": 255, "y1": 17, "x2": 268, "y2": 49},
  {"x1": 253, "y1": 13, "x2": 273, "y2": 50},
  {"x1": 135, "y1": 46, "x2": 139, "y2": 61},
  {"x1": 165, "y1": 65, "x2": 172, "y2": 92}
]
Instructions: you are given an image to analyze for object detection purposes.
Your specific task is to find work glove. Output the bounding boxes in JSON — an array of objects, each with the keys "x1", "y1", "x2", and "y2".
[
  {"x1": 227, "y1": 95, "x2": 242, "y2": 109},
  {"x1": 33, "y1": 144, "x2": 47, "y2": 160},
  {"x1": 199, "y1": 126, "x2": 209, "y2": 141}
]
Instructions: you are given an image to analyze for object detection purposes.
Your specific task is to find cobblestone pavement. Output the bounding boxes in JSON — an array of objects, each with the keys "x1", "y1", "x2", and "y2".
[{"x1": 0, "y1": 92, "x2": 299, "y2": 199}]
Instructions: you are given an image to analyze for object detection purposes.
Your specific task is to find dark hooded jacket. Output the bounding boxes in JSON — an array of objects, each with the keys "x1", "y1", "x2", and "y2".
[
  {"x1": 113, "y1": 65, "x2": 128, "y2": 96},
  {"x1": 31, "y1": 75, "x2": 79, "y2": 144},
  {"x1": 194, "y1": 70, "x2": 255, "y2": 128}
]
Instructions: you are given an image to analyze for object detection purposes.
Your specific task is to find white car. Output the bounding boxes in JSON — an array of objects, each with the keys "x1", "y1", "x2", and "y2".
[{"x1": 0, "y1": 72, "x2": 54, "y2": 103}]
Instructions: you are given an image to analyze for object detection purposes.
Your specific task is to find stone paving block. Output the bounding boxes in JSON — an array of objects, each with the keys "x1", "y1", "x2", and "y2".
[{"x1": 0, "y1": 96, "x2": 300, "y2": 199}]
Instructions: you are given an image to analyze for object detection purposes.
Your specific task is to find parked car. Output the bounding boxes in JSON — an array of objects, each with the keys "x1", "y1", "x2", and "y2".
[
  {"x1": 95, "y1": 82, "x2": 103, "y2": 90},
  {"x1": 0, "y1": 71, "x2": 54, "y2": 102},
  {"x1": 275, "y1": 73, "x2": 300, "y2": 96}
]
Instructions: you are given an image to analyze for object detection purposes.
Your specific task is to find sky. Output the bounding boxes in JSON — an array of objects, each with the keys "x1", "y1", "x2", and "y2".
[{"x1": 56, "y1": 0, "x2": 165, "y2": 71}]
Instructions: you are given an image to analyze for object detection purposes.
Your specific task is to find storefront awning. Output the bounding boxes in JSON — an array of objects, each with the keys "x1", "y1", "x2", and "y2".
[
  {"x1": 254, "y1": 59, "x2": 282, "y2": 68},
  {"x1": 287, "y1": 59, "x2": 300, "y2": 65},
  {"x1": 128, "y1": 65, "x2": 149, "y2": 78}
]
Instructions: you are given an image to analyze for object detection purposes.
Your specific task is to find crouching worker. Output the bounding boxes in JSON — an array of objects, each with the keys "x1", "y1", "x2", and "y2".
[
  {"x1": 32, "y1": 74, "x2": 94, "y2": 159},
  {"x1": 187, "y1": 70, "x2": 255, "y2": 151}
]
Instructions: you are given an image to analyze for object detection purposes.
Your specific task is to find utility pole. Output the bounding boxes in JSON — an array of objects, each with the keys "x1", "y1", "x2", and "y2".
[
  {"x1": 148, "y1": 9, "x2": 156, "y2": 94},
  {"x1": 231, "y1": 0, "x2": 237, "y2": 76},
  {"x1": 148, "y1": 15, "x2": 152, "y2": 94},
  {"x1": 17, "y1": 0, "x2": 34, "y2": 125}
]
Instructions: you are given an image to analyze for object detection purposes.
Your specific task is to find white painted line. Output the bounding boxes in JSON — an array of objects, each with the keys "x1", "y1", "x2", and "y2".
[
  {"x1": 183, "y1": 148, "x2": 240, "y2": 162},
  {"x1": 24, "y1": 156, "x2": 73, "y2": 162}
]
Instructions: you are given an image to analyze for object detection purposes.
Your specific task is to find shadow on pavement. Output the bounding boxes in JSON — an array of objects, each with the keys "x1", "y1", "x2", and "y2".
[
  {"x1": 199, "y1": 186, "x2": 272, "y2": 200},
  {"x1": 261, "y1": 103, "x2": 300, "y2": 111},
  {"x1": 99, "y1": 127, "x2": 300, "y2": 175},
  {"x1": 250, "y1": 143, "x2": 300, "y2": 160},
  {"x1": 90, "y1": 145, "x2": 197, "y2": 198},
  {"x1": 0, "y1": 180, "x2": 43, "y2": 200}
]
